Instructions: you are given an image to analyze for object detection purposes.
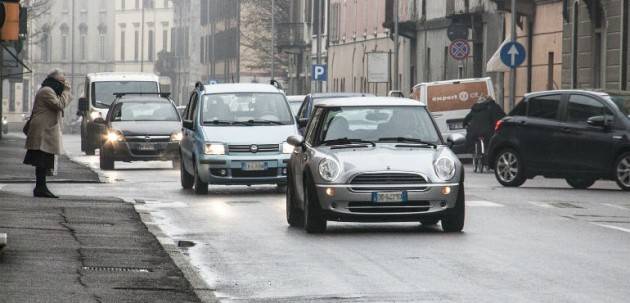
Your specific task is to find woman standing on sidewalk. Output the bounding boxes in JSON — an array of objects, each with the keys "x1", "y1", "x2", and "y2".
[{"x1": 23, "y1": 69, "x2": 72, "y2": 198}]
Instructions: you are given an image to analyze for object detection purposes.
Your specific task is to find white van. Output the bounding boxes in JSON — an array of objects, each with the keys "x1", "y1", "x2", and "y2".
[
  {"x1": 78, "y1": 73, "x2": 161, "y2": 155},
  {"x1": 411, "y1": 77, "x2": 495, "y2": 153}
]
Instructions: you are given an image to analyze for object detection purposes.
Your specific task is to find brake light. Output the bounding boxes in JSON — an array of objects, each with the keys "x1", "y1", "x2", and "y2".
[{"x1": 495, "y1": 119, "x2": 504, "y2": 132}]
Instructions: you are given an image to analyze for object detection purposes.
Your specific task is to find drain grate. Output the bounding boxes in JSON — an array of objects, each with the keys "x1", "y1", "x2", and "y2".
[
  {"x1": 551, "y1": 202, "x2": 583, "y2": 209},
  {"x1": 82, "y1": 266, "x2": 151, "y2": 273}
]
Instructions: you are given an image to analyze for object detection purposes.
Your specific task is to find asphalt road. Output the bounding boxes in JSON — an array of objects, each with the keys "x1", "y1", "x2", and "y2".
[{"x1": 3, "y1": 134, "x2": 630, "y2": 302}]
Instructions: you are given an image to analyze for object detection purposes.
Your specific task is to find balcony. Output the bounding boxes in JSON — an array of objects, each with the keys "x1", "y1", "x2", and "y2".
[{"x1": 276, "y1": 22, "x2": 310, "y2": 51}]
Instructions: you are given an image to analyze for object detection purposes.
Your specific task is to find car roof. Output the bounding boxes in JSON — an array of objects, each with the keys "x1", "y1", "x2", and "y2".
[
  {"x1": 114, "y1": 95, "x2": 172, "y2": 103},
  {"x1": 311, "y1": 92, "x2": 372, "y2": 99},
  {"x1": 86, "y1": 72, "x2": 160, "y2": 82},
  {"x1": 316, "y1": 97, "x2": 426, "y2": 107},
  {"x1": 523, "y1": 89, "x2": 612, "y2": 99},
  {"x1": 202, "y1": 83, "x2": 282, "y2": 94},
  {"x1": 286, "y1": 95, "x2": 306, "y2": 102}
]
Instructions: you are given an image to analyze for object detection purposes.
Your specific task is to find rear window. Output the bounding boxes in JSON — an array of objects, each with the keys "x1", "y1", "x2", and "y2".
[
  {"x1": 527, "y1": 95, "x2": 561, "y2": 120},
  {"x1": 510, "y1": 99, "x2": 527, "y2": 116}
]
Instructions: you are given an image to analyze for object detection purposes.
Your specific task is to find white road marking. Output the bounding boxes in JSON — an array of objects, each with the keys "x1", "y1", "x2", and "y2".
[
  {"x1": 528, "y1": 201, "x2": 553, "y2": 208},
  {"x1": 467, "y1": 200, "x2": 504, "y2": 207},
  {"x1": 603, "y1": 203, "x2": 630, "y2": 211},
  {"x1": 591, "y1": 223, "x2": 630, "y2": 234}
]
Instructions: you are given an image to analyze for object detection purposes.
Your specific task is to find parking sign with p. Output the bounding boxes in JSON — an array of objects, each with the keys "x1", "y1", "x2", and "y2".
[{"x1": 312, "y1": 64, "x2": 327, "y2": 81}]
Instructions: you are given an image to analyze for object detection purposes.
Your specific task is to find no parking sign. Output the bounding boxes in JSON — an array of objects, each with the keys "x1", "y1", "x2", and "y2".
[{"x1": 449, "y1": 40, "x2": 470, "y2": 61}]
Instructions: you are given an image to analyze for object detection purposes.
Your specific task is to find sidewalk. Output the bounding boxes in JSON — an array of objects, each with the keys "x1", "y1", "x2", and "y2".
[
  {"x1": 0, "y1": 133, "x2": 100, "y2": 183},
  {"x1": 0, "y1": 191, "x2": 201, "y2": 303},
  {"x1": 0, "y1": 133, "x2": 202, "y2": 302}
]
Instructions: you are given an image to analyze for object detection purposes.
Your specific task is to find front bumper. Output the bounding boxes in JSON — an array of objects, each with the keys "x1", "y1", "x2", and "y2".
[
  {"x1": 197, "y1": 153, "x2": 290, "y2": 185},
  {"x1": 314, "y1": 183, "x2": 460, "y2": 222},
  {"x1": 106, "y1": 141, "x2": 179, "y2": 161}
]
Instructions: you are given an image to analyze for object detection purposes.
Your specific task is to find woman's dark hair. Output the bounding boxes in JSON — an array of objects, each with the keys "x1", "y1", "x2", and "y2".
[{"x1": 41, "y1": 77, "x2": 64, "y2": 97}]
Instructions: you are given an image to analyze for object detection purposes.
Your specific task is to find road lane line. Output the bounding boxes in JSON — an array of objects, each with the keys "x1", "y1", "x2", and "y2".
[
  {"x1": 591, "y1": 223, "x2": 630, "y2": 233},
  {"x1": 528, "y1": 201, "x2": 553, "y2": 208},
  {"x1": 467, "y1": 200, "x2": 504, "y2": 207},
  {"x1": 603, "y1": 203, "x2": 630, "y2": 211}
]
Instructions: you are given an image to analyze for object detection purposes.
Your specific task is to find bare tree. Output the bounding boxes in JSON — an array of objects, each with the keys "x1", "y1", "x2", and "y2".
[
  {"x1": 25, "y1": 0, "x2": 55, "y2": 46},
  {"x1": 239, "y1": 0, "x2": 291, "y2": 79}
]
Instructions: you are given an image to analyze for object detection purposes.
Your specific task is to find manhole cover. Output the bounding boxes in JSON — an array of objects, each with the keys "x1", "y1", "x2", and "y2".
[
  {"x1": 82, "y1": 266, "x2": 151, "y2": 273},
  {"x1": 551, "y1": 202, "x2": 583, "y2": 209}
]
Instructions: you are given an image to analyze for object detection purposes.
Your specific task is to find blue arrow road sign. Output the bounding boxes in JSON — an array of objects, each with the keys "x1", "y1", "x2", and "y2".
[
  {"x1": 500, "y1": 42, "x2": 526, "y2": 68},
  {"x1": 312, "y1": 64, "x2": 327, "y2": 81}
]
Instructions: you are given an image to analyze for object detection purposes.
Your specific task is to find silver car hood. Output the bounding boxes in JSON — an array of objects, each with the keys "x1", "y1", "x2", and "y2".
[
  {"x1": 316, "y1": 145, "x2": 458, "y2": 183},
  {"x1": 201, "y1": 125, "x2": 298, "y2": 144}
]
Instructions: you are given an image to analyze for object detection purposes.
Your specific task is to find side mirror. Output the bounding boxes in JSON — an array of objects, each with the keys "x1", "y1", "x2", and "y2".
[
  {"x1": 587, "y1": 115, "x2": 613, "y2": 128},
  {"x1": 78, "y1": 97, "x2": 89, "y2": 112},
  {"x1": 298, "y1": 118, "x2": 309, "y2": 128},
  {"x1": 446, "y1": 133, "x2": 466, "y2": 148},
  {"x1": 287, "y1": 135, "x2": 304, "y2": 147},
  {"x1": 183, "y1": 120, "x2": 194, "y2": 130}
]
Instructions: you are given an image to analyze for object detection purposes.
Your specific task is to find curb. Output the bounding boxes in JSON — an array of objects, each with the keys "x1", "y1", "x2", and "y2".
[{"x1": 123, "y1": 198, "x2": 217, "y2": 303}]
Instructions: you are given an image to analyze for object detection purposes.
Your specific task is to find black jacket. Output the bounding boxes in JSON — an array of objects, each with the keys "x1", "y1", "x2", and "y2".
[{"x1": 463, "y1": 100, "x2": 505, "y2": 139}]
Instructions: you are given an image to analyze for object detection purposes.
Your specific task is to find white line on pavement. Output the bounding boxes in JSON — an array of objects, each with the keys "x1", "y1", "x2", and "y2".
[
  {"x1": 528, "y1": 201, "x2": 553, "y2": 208},
  {"x1": 591, "y1": 223, "x2": 630, "y2": 233},
  {"x1": 467, "y1": 200, "x2": 504, "y2": 207},
  {"x1": 603, "y1": 203, "x2": 630, "y2": 211}
]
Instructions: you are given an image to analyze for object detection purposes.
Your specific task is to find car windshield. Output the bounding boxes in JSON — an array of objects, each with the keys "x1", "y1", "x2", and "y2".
[
  {"x1": 288, "y1": 101, "x2": 302, "y2": 115},
  {"x1": 201, "y1": 93, "x2": 293, "y2": 125},
  {"x1": 92, "y1": 81, "x2": 159, "y2": 108},
  {"x1": 111, "y1": 102, "x2": 179, "y2": 122},
  {"x1": 316, "y1": 106, "x2": 440, "y2": 145},
  {"x1": 606, "y1": 94, "x2": 630, "y2": 119}
]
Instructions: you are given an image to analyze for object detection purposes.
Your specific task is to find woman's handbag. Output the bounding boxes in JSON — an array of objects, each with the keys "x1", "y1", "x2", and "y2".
[{"x1": 22, "y1": 117, "x2": 31, "y2": 135}]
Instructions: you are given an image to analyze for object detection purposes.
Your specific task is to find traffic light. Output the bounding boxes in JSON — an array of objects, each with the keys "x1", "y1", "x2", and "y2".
[{"x1": 0, "y1": 1, "x2": 21, "y2": 41}]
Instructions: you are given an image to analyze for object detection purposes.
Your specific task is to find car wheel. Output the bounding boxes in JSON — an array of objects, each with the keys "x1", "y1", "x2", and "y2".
[
  {"x1": 420, "y1": 218, "x2": 440, "y2": 226},
  {"x1": 441, "y1": 183, "x2": 465, "y2": 233},
  {"x1": 286, "y1": 173, "x2": 304, "y2": 227},
  {"x1": 566, "y1": 178, "x2": 596, "y2": 189},
  {"x1": 85, "y1": 146, "x2": 96, "y2": 156},
  {"x1": 494, "y1": 148, "x2": 526, "y2": 187},
  {"x1": 180, "y1": 157, "x2": 194, "y2": 190},
  {"x1": 614, "y1": 152, "x2": 630, "y2": 191},
  {"x1": 193, "y1": 161, "x2": 208, "y2": 195},
  {"x1": 99, "y1": 147, "x2": 114, "y2": 170},
  {"x1": 303, "y1": 177, "x2": 326, "y2": 233}
]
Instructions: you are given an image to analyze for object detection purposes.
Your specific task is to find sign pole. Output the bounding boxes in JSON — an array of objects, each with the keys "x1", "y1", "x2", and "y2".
[
  {"x1": 271, "y1": 0, "x2": 275, "y2": 80},
  {"x1": 393, "y1": 0, "x2": 399, "y2": 91},
  {"x1": 509, "y1": 0, "x2": 517, "y2": 110}
]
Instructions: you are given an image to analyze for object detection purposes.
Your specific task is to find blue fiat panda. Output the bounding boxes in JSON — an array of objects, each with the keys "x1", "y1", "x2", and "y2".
[{"x1": 179, "y1": 83, "x2": 299, "y2": 194}]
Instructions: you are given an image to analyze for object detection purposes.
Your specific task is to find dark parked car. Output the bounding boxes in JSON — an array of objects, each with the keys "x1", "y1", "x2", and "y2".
[
  {"x1": 98, "y1": 93, "x2": 182, "y2": 170},
  {"x1": 488, "y1": 90, "x2": 630, "y2": 191}
]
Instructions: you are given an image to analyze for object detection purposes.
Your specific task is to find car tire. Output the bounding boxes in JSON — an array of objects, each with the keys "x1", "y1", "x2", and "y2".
[
  {"x1": 420, "y1": 218, "x2": 440, "y2": 226},
  {"x1": 441, "y1": 183, "x2": 465, "y2": 233},
  {"x1": 99, "y1": 147, "x2": 114, "y2": 170},
  {"x1": 614, "y1": 152, "x2": 630, "y2": 191},
  {"x1": 85, "y1": 146, "x2": 96, "y2": 156},
  {"x1": 566, "y1": 178, "x2": 596, "y2": 189},
  {"x1": 286, "y1": 173, "x2": 303, "y2": 227},
  {"x1": 303, "y1": 177, "x2": 326, "y2": 233},
  {"x1": 493, "y1": 148, "x2": 526, "y2": 187},
  {"x1": 193, "y1": 161, "x2": 208, "y2": 195},
  {"x1": 180, "y1": 158, "x2": 194, "y2": 190}
]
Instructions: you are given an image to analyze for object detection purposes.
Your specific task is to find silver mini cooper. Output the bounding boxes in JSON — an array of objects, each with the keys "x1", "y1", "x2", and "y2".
[{"x1": 285, "y1": 97, "x2": 466, "y2": 233}]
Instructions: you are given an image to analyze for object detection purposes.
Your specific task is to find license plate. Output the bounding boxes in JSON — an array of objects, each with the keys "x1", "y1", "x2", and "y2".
[
  {"x1": 242, "y1": 161, "x2": 266, "y2": 171},
  {"x1": 372, "y1": 192, "x2": 408, "y2": 203},
  {"x1": 448, "y1": 121, "x2": 464, "y2": 130},
  {"x1": 138, "y1": 143, "x2": 156, "y2": 151}
]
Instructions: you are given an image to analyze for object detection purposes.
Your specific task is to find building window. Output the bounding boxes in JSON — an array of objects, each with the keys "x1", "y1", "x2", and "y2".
[
  {"x1": 41, "y1": 31, "x2": 50, "y2": 63},
  {"x1": 134, "y1": 30, "x2": 140, "y2": 61},
  {"x1": 60, "y1": 24, "x2": 69, "y2": 60},
  {"x1": 162, "y1": 29, "x2": 168, "y2": 52},
  {"x1": 148, "y1": 30, "x2": 155, "y2": 61},
  {"x1": 135, "y1": 0, "x2": 139, "y2": 9},
  {"x1": 121, "y1": 0, "x2": 126, "y2": 10},
  {"x1": 547, "y1": 52, "x2": 555, "y2": 90},
  {"x1": 163, "y1": 0, "x2": 169, "y2": 8},
  {"x1": 98, "y1": 24, "x2": 107, "y2": 60},
  {"x1": 200, "y1": 36, "x2": 205, "y2": 63},
  {"x1": 79, "y1": 24, "x2": 88, "y2": 61},
  {"x1": 121, "y1": 30, "x2": 126, "y2": 61}
]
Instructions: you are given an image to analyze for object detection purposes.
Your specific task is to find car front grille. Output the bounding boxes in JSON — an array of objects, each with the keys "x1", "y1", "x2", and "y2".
[
  {"x1": 231, "y1": 168, "x2": 278, "y2": 178},
  {"x1": 228, "y1": 144, "x2": 279, "y2": 153},
  {"x1": 125, "y1": 135, "x2": 171, "y2": 143},
  {"x1": 346, "y1": 201, "x2": 432, "y2": 213},
  {"x1": 349, "y1": 173, "x2": 428, "y2": 191}
]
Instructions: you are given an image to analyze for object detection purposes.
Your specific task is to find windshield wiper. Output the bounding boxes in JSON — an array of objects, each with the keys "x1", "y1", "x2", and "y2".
[
  {"x1": 246, "y1": 119, "x2": 285, "y2": 125},
  {"x1": 322, "y1": 138, "x2": 376, "y2": 147},
  {"x1": 203, "y1": 120, "x2": 252, "y2": 126},
  {"x1": 95, "y1": 101, "x2": 110, "y2": 108},
  {"x1": 377, "y1": 137, "x2": 437, "y2": 148}
]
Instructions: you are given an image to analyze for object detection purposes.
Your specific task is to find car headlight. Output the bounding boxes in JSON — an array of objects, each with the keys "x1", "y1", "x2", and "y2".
[
  {"x1": 282, "y1": 142, "x2": 294, "y2": 154},
  {"x1": 204, "y1": 143, "x2": 225, "y2": 155},
  {"x1": 434, "y1": 156, "x2": 456, "y2": 181},
  {"x1": 90, "y1": 111, "x2": 102, "y2": 121},
  {"x1": 318, "y1": 158, "x2": 341, "y2": 182},
  {"x1": 106, "y1": 131, "x2": 123, "y2": 142},
  {"x1": 170, "y1": 131, "x2": 183, "y2": 142}
]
